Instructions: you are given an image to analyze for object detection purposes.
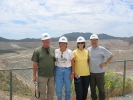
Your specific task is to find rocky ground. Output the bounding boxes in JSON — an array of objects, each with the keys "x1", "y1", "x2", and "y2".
[{"x1": 0, "y1": 39, "x2": 133, "y2": 100}]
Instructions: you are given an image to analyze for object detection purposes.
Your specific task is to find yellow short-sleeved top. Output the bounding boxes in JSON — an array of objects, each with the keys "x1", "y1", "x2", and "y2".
[{"x1": 73, "y1": 49, "x2": 90, "y2": 76}]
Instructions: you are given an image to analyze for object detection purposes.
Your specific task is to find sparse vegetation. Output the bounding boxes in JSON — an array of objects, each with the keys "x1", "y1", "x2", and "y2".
[
  {"x1": 105, "y1": 69, "x2": 133, "y2": 98},
  {"x1": 0, "y1": 71, "x2": 32, "y2": 96},
  {"x1": 0, "y1": 49, "x2": 17, "y2": 55}
]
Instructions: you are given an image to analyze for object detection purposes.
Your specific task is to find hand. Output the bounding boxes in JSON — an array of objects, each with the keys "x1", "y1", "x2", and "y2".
[
  {"x1": 70, "y1": 73, "x2": 74, "y2": 80},
  {"x1": 99, "y1": 62, "x2": 107, "y2": 68},
  {"x1": 33, "y1": 76, "x2": 37, "y2": 82},
  {"x1": 74, "y1": 73, "x2": 79, "y2": 79}
]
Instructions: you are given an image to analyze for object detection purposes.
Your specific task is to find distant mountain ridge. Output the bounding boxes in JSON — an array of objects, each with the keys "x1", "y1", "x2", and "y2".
[
  {"x1": 63, "y1": 32, "x2": 121, "y2": 40},
  {"x1": 0, "y1": 32, "x2": 122, "y2": 42},
  {"x1": 1, "y1": 32, "x2": 132, "y2": 44}
]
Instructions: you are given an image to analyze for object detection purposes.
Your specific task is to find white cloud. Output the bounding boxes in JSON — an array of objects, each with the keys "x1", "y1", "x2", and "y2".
[{"x1": 0, "y1": 0, "x2": 133, "y2": 39}]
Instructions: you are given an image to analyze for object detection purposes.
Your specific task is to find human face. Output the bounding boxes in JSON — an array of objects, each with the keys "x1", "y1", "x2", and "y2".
[
  {"x1": 59, "y1": 42, "x2": 67, "y2": 49},
  {"x1": 77, "y1": 42, "x2": 85, "y2": 50},
  {"x1": 90, "y1": 39, "x2": 98, "y2": 48},
  {"x1": 42, "y1": 39, "x2": 50, "y2": 48}
]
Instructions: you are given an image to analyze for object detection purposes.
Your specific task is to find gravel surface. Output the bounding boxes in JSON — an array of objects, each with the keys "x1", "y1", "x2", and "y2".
[{"x1": 110, "y1": 94, "x2": 133, "y2": 100}]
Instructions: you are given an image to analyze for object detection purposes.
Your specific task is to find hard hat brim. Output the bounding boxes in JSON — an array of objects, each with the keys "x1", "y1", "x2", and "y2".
[{"x1": 41, "y1": 37, "x2": 50, "y2": 40}]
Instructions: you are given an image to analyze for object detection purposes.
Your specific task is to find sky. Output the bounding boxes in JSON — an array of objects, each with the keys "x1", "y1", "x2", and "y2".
[{"x1": 0, "y1": 0, "x2": 133, "y2": 39}]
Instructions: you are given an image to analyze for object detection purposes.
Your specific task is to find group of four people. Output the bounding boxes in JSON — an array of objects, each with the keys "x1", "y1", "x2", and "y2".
[{"x1": 31, "y1": 33, "x2": 113, "y2": 100}]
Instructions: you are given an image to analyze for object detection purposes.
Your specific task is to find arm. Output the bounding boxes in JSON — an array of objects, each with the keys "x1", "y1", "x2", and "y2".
[
  {"x1": 33, "y1": 62, "x2": 38, "y2": 82},
  {"x1": 105, "y1": 54, "x2": 113, "y2": 64},
  {"x1": 88, "y1": 52, "x2": 90, "y2": 63},
  {"x1": 70, "y1": 58, "x2": 75, "y2": 80},
  {"x1": 100, "y1": 54, "x2": 113, "y2": 68}
]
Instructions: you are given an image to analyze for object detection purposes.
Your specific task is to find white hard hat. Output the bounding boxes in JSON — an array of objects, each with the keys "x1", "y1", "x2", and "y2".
[
  {"x1": 90, "y1": 34, "x2": 99, "y2": 39},
  {"x1": 41, "y1": 33, "x2": 51, "y2": 40},
  {"x1": 77, "y1": 36, "x2": 85, "y2": 42},
  {"x1": 59, "y1": 36, "x2": 68, "y2": 43}
]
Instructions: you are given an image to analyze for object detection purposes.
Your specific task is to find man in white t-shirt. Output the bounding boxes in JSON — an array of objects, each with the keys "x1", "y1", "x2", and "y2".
[{"x1": 88, "y1": 34, "x2": 113, "y2": 100}]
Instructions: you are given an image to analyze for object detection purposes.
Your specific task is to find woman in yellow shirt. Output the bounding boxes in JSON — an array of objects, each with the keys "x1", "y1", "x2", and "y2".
[{"x1": 73, "y1": 36, "x2": 90, "y2": 100}]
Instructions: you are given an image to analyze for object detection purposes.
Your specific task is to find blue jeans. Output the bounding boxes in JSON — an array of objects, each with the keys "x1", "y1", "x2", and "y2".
[{"x1": 55, "y1": 66, "x2": 72, "y2": 100}]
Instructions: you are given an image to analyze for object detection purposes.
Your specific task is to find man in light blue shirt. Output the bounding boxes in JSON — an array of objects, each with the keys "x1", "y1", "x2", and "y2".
[{"x1": 88, "y1": 34, "x2": 113, "y2": 100}]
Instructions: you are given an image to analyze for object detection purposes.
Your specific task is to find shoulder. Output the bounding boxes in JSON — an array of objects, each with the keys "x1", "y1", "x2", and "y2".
[
  {"x1": 55, "y1": 48, "x2": 60, "y2": 52},
  {"x1": 50, "y1": 46, "x2": 55, "y2": 49},
  {"x1": 32, "y1": 46, "x2": 42, "y2": 56},
  {"x1": 87, "y1": 46, "x2": 92, "y2": 50},
  {"x1": 99, "y1": 46, "x2": 106, "y2": 50},
  {"x1": 73, "y1": 49, "x2": 78, "y2": 55},
  {"x1": 50, "y1": 46, "x2": 55, "y2": 51},
  {"x1": 66, "y1": 49, "x2": 74, "y2": 56},
  {"x1": 34, "y1": 46, "x2": 42, "y2": 52},
  {"x1": 84, "y1": 49, "x2": 88, "y2": 51},
  {"x1": 82, "y1": 49, "x2": 89, "y2": 55},
  {"x1": 67, "y1": 48, "x2": 73, "y2": 52},
  {"x1": 73, "y1": 49, "x2": 77, "y2": 52},
  {"x1": 98, "y1": 46, "x2": 111, "y2": 53}
]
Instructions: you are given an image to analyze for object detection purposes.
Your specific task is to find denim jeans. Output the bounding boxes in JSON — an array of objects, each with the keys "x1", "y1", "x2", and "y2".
[
  {"x1": 55, "y1": 66, "x2": 72, "y2": 100},
  {"x1": 74, "y1": 75, "x2": 90, "y2": 100}
]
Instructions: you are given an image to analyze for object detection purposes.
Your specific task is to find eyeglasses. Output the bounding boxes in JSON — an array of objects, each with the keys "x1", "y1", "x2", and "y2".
[
  {"x1": 61, "y1": 52, "x2": 63, "y2": 58},
  {"x1": 78, "y1": 42, "x2": 84, "y2": 44},
  {"x1": 90, "y1": 39, "x2": 98, "y2": 42}
]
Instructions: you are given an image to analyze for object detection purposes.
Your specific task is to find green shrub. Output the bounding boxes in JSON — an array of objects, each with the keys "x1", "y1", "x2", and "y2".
[
  {"x1": 105, "y1": 69, "x2": 133, "y2": 97},
  {"x1": 70, "y1": 81, "x2": 75, "y2": 94}
]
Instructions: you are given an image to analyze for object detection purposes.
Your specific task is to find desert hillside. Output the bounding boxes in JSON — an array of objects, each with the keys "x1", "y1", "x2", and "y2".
[{"x1": 0, "y1": 39, "x2": 133, "y2": 99}]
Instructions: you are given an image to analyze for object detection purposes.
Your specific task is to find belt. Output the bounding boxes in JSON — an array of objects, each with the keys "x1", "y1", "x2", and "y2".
[{"x1": 56, "y1": 66, "x2": 71, "y2": 69}]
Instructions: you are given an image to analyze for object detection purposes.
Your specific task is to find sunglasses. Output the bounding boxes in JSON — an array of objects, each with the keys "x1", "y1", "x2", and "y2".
[
  {"x1": 61, "y1": 52, "x2": 63, "y2": 58},
  {"x1": 78, "y1": 42, "x2": 84, "y2": 44},
  {"x1": 45, "y1": 48, "x2": 49, "y2": 54}
]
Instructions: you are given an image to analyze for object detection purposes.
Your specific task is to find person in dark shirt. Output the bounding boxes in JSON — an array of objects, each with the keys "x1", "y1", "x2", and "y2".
[{"x1": 31, "y1": 33, "x2": 55, "y2": 100}]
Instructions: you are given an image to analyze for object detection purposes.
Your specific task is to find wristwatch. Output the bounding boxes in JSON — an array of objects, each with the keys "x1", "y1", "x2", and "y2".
[
  {"x1": 104, "y1": 62, "x2": 107, "y2": 64},
  {"x1": 72, "y1": 72, "x2": 75, "y2": 74}
]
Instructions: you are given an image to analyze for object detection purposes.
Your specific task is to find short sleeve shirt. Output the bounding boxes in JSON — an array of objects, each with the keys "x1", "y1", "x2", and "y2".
[
  {"x1": 73, "y1": 49, "x2": 90, "y2": 76},
  {"x1": 55, "y1": 48, "x2": 74, "y2": 68},
  {"x1": 31, "y1": 46, "x2": 55, "y2": 77},
  {"x1": 88, "y1": 46, "x2": 112, "y2": 73}
]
